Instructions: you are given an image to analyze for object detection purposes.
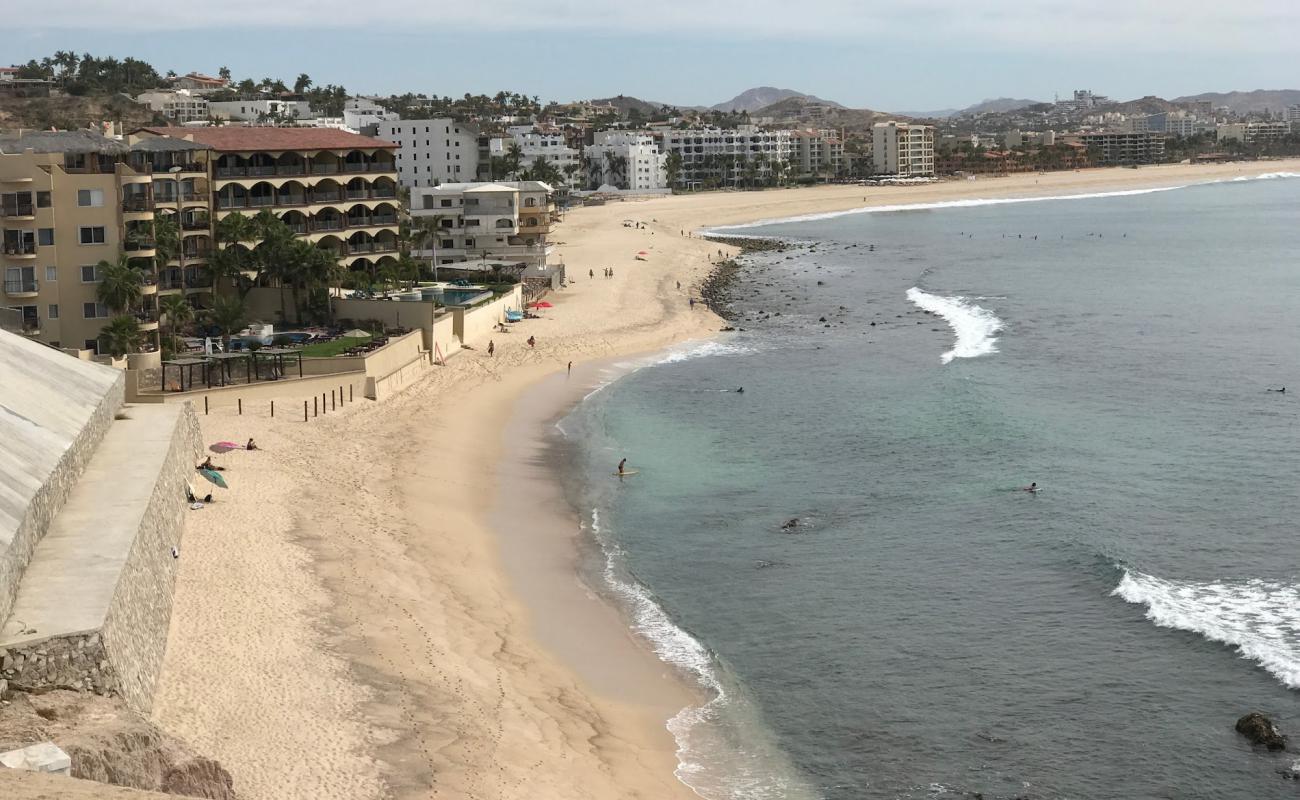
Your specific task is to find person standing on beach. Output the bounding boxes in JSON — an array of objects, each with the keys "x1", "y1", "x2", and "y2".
[
  {"x1": 527, "y1": 335, "x2": 535, "y2": 348},
  {"x1": 689, "y1": 297, "x2": 696, "y2": 309},
  {"x1": 487, "y1": 340, "x2": 495, "y2": 357},
  {"x1": 589, "y1": 269, "x2": 594, "y2": 279},
  {"x1": 567, "y1": 361, "x2": 572, "y2": 376}
]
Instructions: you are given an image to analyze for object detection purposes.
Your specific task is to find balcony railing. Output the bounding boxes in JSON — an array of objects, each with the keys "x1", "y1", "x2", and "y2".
[
  {"x1": 182, "y1": 217, "x2": 210, "y2": 231},
  {"x1": 123, "y1": 239, "x2": 156, "y2": 252},
  {"x1": 3, "y1": 242, "x2": 37, "y2": 256},
  {"x1": 286, "y1": 222, "x2": 307, "y2": 234},
  {"x1": 215, "y1": 166, "x2": 247, "y2": 178},
  {"x1": 312, "y1": 164, "x2": 339, "y2": 175},
  {"x1": 159, "y1": 275, "x2": 185, "y2": 290},
  {"x1": 134, "y1": 309, "x2": 159, "y2": 323},
  {"x1": 185, "y1": 272, "x2": 213, "y2": 288},
  {"x1": 4, "y1": 279, "x2": 38, "y2": 294},
  {"x1": 343, "y1": 241, "x2": 398, "y2": 255},
  {"x1": 277, "y1": 164, "x2": 308, "y2": 176},
  {"x1": 1, "y1": 204, "x2": 35, "y2": 217},
  {"x1": 122, "y1": 196, "x2": 152, "y2": 213},
  {"x1": 248, "y1": 165, "x2": 278, "y2": 177},
  {"x1": 310, "y1": 219, "x2": 344, "y2": 232}
]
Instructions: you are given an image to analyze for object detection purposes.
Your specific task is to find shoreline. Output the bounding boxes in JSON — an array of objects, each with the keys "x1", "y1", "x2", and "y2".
[{"x1": 147, "y1": 160, "x2": 1300, "y2": 800}]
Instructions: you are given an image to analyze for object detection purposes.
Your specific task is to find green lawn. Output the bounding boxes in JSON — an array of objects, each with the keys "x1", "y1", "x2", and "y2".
[{"x1": 300, "y1": 335, "x2": 371, "y2": 358}]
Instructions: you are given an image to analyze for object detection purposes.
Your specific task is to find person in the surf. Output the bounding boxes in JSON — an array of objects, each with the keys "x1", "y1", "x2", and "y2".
[
  {"x1": 1023, "y1": 482, "x2": 1038, "y2": 493},
  {"x1": 618, "y1": 458, "x2": 627, "y2": 476}
]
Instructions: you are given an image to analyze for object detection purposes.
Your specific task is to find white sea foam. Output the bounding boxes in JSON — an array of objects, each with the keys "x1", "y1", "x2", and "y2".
[
  {"x1": 1112, "y1": 569, "x2": 1300, "y2": 689},
  {"x1": 906, "y1": 287, "x2": 1005, "y2": 365},
  {"x1": 702, "y1": 171, "x2": 1300, "y2": 233},
  {"x1": 655, "y1": 339, "x2": 757, "y2": 365}
]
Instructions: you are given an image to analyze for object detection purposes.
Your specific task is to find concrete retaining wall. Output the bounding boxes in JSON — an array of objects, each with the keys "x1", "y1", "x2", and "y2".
[
  {"x1": 101, "y1": 404, "x2": 200, "y2": 712},
  {"x1": 363, "y1": 330, "x2": 432, "y2": 401},
  {"x1": 431, "y1": 315, "x2": 458, "y2": 364},
  {"x1": 334, "y1": 298, "x2": 436, "y2": 346},
  {"x1": 0, "y1": 633, "x2": 118, "y2": 695},
  {"x1": 452, "y1": 286, "x2": 523, "y2": 349}
]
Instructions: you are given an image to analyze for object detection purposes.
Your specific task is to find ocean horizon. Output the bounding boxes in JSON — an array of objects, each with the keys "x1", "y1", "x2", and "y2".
[{"x1": 557, "y1": 173, "x2": 1300, "y2": 799}]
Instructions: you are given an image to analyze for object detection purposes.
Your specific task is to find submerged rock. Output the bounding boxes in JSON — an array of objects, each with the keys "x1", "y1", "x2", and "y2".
[{"x1": 1237, "y1": 712, "x2": 1288, "y2": 750}]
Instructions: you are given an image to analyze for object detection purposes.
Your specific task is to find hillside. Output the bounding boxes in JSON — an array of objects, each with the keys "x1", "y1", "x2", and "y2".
[
  {"x1": 1108, "y1": 95, "x2": 1184, "y2": 115},
  {"x1": 1172, "y1": 89, "x2": 1300, "y2": 114},
  {"x1": 588, "y1": 95, "x2": 681, "y2": 117},
  {"x1": 895, "y1": 97, "x2": 1042, "y2": 119},
  {"x1": 754, "y1": 96, "x2": 891, "y2": 133},
  {"x1": 712, "y1": 87, "x2": 841, "y2": 113},
  {"x1": 0, "y1": 93, "x2": 162, "y2": 132}
]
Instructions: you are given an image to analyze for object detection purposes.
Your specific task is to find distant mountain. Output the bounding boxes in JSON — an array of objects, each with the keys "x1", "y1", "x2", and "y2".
[
  {"x1": 711, "y1": 87, "x2": 842, "y2": 113},
  {"x1": 589, "y1": 95, "x2": 679, "y2": 117},
  {"x1": 894, "y1": 97, "x2": 1043, "y2": 119},
  {"x1": 754, "y1": 96, "x2": 890, "y2": 133},
  {"x1": 1172, "y1": 89, "x2": 1300, "y2": 114}
]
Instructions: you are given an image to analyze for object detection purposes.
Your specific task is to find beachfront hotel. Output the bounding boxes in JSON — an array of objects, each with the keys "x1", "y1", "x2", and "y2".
[
  {"x1": 1073, "y1": 130, "x2": 1166, "y2": 165},
  {"x1": 658, "y1": 126, "x2": 793, "y2": 189},
  {"x1": 871, "y1": 121, "x2": 935, "y2": 177},
  {"x1": 409, "y1": 181, "x2": 554, "y2": 269},
  {"x1": 583, "y1": 131, "x2": 669, "y2": 191},
  {"x1": 789, "y1": 129, "x2": 847, "y2": 180},
  {"x1": 134, "y1": 126, "x2": 401, "y2": 276}
]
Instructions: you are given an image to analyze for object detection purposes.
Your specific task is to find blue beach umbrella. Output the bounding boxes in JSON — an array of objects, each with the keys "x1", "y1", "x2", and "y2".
[{"x1": 198, "y1": 468, "x2": 228, "y2": 490}]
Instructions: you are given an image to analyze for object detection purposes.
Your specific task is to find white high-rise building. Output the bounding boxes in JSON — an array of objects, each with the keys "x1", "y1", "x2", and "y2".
[
  {"x1": 409, "y1": 181, "x2": 554, "y2": 267},
  {"x1": 376, "y1": 119, "x2": 481, "y2": 189},
  {"x1": 490, "y1": 128, "x2": 581, "y2": 185},
  {"x1": 871, "y1": 122, "x2": 935, "y2": 177},
  {"x1": 657, "y1": 126, "x2": 792, "y2": 189},
  {"x1": 583, "y1": 132, "x2": 668, "y2": 190}
]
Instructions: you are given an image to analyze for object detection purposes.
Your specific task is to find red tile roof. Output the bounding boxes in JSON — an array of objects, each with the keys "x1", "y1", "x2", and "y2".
[{"x1": 134, "y1": 126, "x2": 398, "y2": 152}]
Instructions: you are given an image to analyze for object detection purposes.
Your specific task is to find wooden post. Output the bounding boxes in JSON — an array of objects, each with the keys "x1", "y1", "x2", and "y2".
[
  {"x1": 303, "y1": 400, "x2": 308, "y2": 422},
  {"x1": 331, "y1": 390, "x2": 336, "y2": 411},
  {"x1": 204, "y1": 396, "x2": 209, "y2": 415},
  {"x1": 237, "y1": 398, "x2": 242, "y2": 415},
  {"x1": 349, "y1": 385, "x2": 353, "y2": 402},
  {"x1": 271, "y1": 400, "x2": 275, "y2": 418},
  {"x1": 314, "y1": 396, "x2": 318, "y2": 417},
  {"x1": 339, "y1": 384, "x2": 344, "y2": 404},
  {"x1": 322, "y1": 392, "x2": 327, "y2": 414}
]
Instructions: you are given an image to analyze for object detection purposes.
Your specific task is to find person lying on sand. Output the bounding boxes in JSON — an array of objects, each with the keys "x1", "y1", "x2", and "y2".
[{"x1": 197, "y1": 456, "x2": 224, "y2": 472}]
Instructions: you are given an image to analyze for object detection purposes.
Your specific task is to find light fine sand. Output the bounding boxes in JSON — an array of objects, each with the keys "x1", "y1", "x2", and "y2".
[{"x1": 146, "y1": 160, "x2": 1300, "y2": 800}]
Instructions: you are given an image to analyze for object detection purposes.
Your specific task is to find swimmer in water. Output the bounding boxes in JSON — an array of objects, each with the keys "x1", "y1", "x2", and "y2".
[{"x1": 1023, "y1": 482, "x2": 1038, "y2": 493}]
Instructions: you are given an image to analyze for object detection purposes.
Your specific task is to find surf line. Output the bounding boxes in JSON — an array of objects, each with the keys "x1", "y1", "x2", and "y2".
[{"x1": 906, "y1": 287, "x2": 1005, "y2": 365}]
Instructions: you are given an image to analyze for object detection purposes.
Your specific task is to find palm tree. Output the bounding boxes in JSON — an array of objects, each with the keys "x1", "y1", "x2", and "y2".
[
  {"x1": 504, "y1": 143, "x2": 523, "y2": 179},
  {"x1": 665, "y1": 151, "x2": 683, "y2": 190},
  {"x1": 395, "y1": 253, "x2": 420, "y2": 290},
  {"x1": 96, "y1": 254, "x2": 144, "y2": 314},
  {"x1": 205, "y1": 295, "x2": 247, "y2": 353},
  {"x1": 159, "y1": 294, "x2": 193, "y2": 354},
  {"x1": 293, "y1": 73, "x2": 312, "y2": 94},
  {"x1": 153, "y1": 214, "x2": 180, "y2": 271},
  {"x1": 98, "y1": 315, "x2": 143, "y2": 357},
  {"x1": 409, "y1": 216, "x2": 444, "y2": 281}
]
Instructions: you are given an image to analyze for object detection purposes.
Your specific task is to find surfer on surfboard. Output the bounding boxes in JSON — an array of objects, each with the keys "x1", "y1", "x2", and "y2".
[{"x1": 618, "y1": 458, "x2": 627, "y2": 476}]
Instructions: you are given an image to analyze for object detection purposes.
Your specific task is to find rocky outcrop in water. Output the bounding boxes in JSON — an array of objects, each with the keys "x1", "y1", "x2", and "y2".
[{"x1": 1236, "y1": 712, "x2": 1287, "y2": 750}]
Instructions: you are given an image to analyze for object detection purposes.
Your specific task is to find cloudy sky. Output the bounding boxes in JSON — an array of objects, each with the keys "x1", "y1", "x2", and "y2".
[{"x1": 8, "y1": 0, "x2": 1298, "y2": 110}]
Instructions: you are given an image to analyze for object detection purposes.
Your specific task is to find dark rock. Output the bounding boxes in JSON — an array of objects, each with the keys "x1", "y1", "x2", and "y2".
[
  {"x1": 161, "y1": 757, "x2": 237, "y2": 799},
  {"x1": 1237, "y1": 712, "x2": 1287, "y2": 750}
]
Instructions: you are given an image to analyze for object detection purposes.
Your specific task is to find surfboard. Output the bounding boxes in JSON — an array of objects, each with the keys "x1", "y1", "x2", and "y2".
[{"x1": 614, "y1": 470, "x2": 640, "y2": 477}]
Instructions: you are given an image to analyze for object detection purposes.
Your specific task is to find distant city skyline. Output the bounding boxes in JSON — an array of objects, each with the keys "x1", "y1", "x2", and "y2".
[{"x1": 9, "y1": 0, "x2": 1298, "y2": 111}]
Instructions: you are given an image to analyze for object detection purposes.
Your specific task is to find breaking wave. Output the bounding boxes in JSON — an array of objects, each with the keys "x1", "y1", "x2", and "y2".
[
  {"x1": 906, "y1": 287, "x2": 1005, "y2": 365},
  {"x1": 1112, "y1": 569, "x2": 1300, "y2": 689}
]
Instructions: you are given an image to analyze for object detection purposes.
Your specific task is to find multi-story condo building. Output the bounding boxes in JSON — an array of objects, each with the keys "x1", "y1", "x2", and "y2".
[
  {"x1": 1075, "y1": 131, "x2": 1166, "y2": 164},
  {"x1": 137, "y1": 127, "x2": 400, "y2": 278},
  {"x1": 0, "y1": 131, "x2": 168, "y2": 352},
  {"x1": 1004, "y1": 129, "x2": 1057, "y2": 148},
  {"x1": 872, "y1": 122, "x2": 935, "y2": 177},
  {"x1": 789, "y1": 129, "x2": 846, "y2": 179},
  {"x1": 658, "y1": 127, "x2": 792, "y2": 189},
  {"x1": 490, "y1": 127, "x2": 581, "y2": 185},
  {"x1": 409, "y1": 181, "x2": 554, "y2": 268},
  {"x1": 167, "y1": 72, "x2": 229, "y2": 95},
  {"x1": 1216, "y1": 121, "x2": 1293, "y2": 145},
  {"x1": 583, "y1": 132, "x2": 668, "y2": 190},
  {"x1": 136, "y1": 90, "x2": 211, "y2": 124},
  {"x1": 372, "y1": 118, "x2": 482, "y2": 189},
  {"x1": 1287, "y1": 105, "x2": 1300, "y2": 123}
]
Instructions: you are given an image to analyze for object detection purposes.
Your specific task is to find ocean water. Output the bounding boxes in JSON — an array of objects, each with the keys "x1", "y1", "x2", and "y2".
[{"x1": 555, "y1": 175, "x2": 1300, "y2": 799}]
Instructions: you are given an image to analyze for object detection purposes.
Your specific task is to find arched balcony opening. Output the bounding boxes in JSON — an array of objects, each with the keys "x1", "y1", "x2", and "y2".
[
  {"x1": 246, "y1": 181, "x2": 276, "y2": 209},
  {"x1": 342, "y1": 150, "x2": 370, "y2": 174},
  {"x1": 312, "y1": 208, "x2": 345, "y2": 234},
  {"x1": 276, "y1": 152, "x2": 309, "y2": 177},
  {"x1": 247, "y1": 152, "x2": 279, "y2": 177},
  {"x1": 215, "y1": 153, "x2": 247, "y2": 178},
  {"x1": 217, "y1": 183, "x2": 249, "y2": 210},
  {"x1": 311, "y1": 152, "x2": 342, "y2": 176},
  {"x1": 280, "y1": 210, "x2": 308, "y2": 235},
  {"x1": 276, "y1": 180, "x2": 307, "y2": 207},
  {"x1": 310, "y1": 178, "x2": 343, "y2": 205},
  {"x1": 370, "y1": 177, "x2": 397, "y2": 199}
]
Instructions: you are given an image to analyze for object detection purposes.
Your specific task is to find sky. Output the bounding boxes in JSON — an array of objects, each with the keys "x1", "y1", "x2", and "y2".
[{"x1": 6, "y1": 0, "x2": 1299, "y2": 111}]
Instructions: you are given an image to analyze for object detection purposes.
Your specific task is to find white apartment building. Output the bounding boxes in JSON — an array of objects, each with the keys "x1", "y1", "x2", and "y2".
[
  {"x1": 583, "y1": 132, "x2": 668, "y2": 190},
  {"x1": 208, "y1": 98, "x2": 313, "y2": 122},
  {"x1": 658, "y1": 126, "x2": 793, "y2": 189},
  {"x1": 872, "y1": 122, "x2": 935, "y2": 177},
  {"x1": 135, "y1": 90, "x2": 210, "y2": 124},
  {"x1": 409, "y1": 181, "x2": 554, "y2": 267},
  {"x1": 376, "y1": 119, "x2": 481, "y2": 189},
  {"x1": 490, "y1": 128, "x2": 581, "y2": 184},
  {"x1": 342, "y1": 97, "x2": 398, "y2": 132},
  {"x1": 1288, "y1": 105, "x2": 1300, "y2": 123},
  {"x1": 1004, "y1": 129, "x2": 1057, "y2": 148}
]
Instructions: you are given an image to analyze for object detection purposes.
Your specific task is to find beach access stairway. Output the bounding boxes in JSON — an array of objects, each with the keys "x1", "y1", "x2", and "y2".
[{"x1": 0, "y1": 403, "x2": 198, "y2": 711}]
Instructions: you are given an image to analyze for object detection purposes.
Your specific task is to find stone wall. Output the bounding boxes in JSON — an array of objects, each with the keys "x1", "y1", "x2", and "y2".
[
  {"x1": 0, "y1": 634, "x2": 118, "y2": 696},
  {"x1": 101, "y1": 404, "x2": 201, "y2": 713},
  {"x1": 0, "y1": 371, "x2": 124, "y2": 628},
  {"x1": 452, "y1": 286, "x2": 524, "y2": 348}
]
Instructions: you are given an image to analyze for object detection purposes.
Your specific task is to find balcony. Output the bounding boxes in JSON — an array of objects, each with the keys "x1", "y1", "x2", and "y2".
[
  {"x1": 3, "y1": 242, "x2": 37, "y2": 258},
  {"x1": 277, "y1": 164, "x2": 308, "y2": 177},
  {"x1": 215, "y1": 166, "x2": 247, "y2": 178},
  {"x1": 159, "y1": 274, "x2": 185, "y2": 291},
  {"x1": 248, "y1": 165, "x2": 278, "y2": 177},
  {"x1": 310, "y1": 219, "x2": 345, "y2": 232},
  {"x1": 122, "y1": 196, "x2": 152, "y2": 213},
  {"x1": 123, "y1": 238, "x2": 156, "y2": 253},
  {"x1": 18, "y1": 319, "x2": 40, "y2": 336},
  {"x1": 311, "y1": 164, "x2": 340, "y2": 175},
  {"x1": 182, "y1": 216, "x2": 210, "y2": 231},
  {"x1": 3, "y1": 278, "x2": 38, "y2": 297}
]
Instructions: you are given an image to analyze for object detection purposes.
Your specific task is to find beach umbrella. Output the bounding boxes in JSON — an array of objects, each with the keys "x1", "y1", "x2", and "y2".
[
  {"x1": 528, "y1": 301, "x2": 553, "y2": 309},
  {"x1": 209, "y1": 441, "x2": 242, "y2": 453},
  {"x1": 197, "y1": 468, "x2": 228, "y2": 490},
  {"x1": 341, "y1": 329, "x2": 370, "y2": 338},
  {"x1": 637, "y1": 250, "x2": 649, "y2": 255}
]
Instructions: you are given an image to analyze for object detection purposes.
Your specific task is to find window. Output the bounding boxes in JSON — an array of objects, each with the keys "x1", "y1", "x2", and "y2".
[
  {"x1": 82, "y1": 302, "x2": 109, "y2": 319},
  {"x1": 77, "y1": 189, "x2": 105, "y2": 207},
  {"x1": 465, "y1": 238, "x2": 475, "y2": 247},
  {"x1": 440, "y1": 198, "x2": 452, "y2": 207},
  {"x1": 36, "y1": 191, "x2": 51, "y2": 208},
  {"x1": 79, "y1": 226, "x2": 106, "y2": 245},
  {"x1": 38, "y1": 228, "x2": 54, "y2": 246},
  {"x1": 422, "y1": 196, "x2": 434, "y2": 210},
  {"x1": 45, "y1": 266, "x2": 57, "y2": 282},
  {"x1": 83, "y1": 339, "x2": 98, "y2": 353},
  {"x1": 81, "y1": 265, "x2": 102, "y2": 282},
  {"x1": 440, "y1": 239, "x2": 453, "y2": 249},
  {"x1": 48, "y1": 304, "x2": 59, "y2": 319}
]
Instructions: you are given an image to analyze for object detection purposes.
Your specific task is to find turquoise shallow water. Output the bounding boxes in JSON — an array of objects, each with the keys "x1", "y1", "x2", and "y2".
[{"x1": 557, "y1": 175, "x2": 1300, "y2": 799}]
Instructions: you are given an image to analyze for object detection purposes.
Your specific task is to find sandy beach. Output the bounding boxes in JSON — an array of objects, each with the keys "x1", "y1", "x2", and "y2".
[{"x1": 143, "y1": 159, "x2": 1300, "y2": 800}]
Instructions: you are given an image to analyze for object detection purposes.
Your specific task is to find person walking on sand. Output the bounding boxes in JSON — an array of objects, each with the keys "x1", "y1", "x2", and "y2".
[
  {"x1": 689, "y1": 297, "x2": 696, "y2": 309},
  {"x1": 487, "y1": 339, "x2": 495, "y2": 357},
  {"x1": 589, "y1": 269, "x2": 594, "y2": 279},
  {"x1": 567, "y1": 360, "x2": 573, "y2": 376}
]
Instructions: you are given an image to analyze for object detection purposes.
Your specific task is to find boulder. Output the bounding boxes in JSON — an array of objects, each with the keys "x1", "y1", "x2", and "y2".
[{"x1": 1236, "y1": 712, "x2": 1287, "y2": 751}]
